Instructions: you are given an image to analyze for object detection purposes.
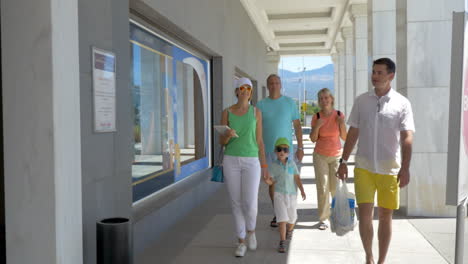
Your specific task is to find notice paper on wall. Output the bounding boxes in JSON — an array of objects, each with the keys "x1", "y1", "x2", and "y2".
[{"x1": 92, "y1": 47, "x2": 116, "y2": 133}]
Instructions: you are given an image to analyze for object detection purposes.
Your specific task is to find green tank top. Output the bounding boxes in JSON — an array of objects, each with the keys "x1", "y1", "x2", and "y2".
[{"x1": 224, "y1": 105, "x2": 259, "y2": 157}]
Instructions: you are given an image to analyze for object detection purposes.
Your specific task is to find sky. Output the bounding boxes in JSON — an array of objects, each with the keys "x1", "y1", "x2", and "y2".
[{"x1": 279, "y1": 56, "x2": 332, "y2": 72}]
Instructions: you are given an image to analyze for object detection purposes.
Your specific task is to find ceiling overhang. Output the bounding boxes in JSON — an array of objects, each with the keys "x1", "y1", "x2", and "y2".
[{"x1": 240, "y1": 0, "x2": 363, "y2": 57}]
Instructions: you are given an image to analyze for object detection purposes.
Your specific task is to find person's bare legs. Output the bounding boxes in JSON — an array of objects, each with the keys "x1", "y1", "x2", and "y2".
[
  {"x1": 358, "y1": 203, "x2": 375, "y2": 264},
  {"x1": 237, "y1": 230, "x2": 255, "y2": 244},
  {"x1": 269, "y1": 184, "x2": 275, "y2": 204},
  {"x1": 286, "y1": 223, "x2": 295, "y2": 239},
  {"x1": 377, "y1": 207, "x2": 393, "y2": 264},
  {"x1": 269, "y1": 184, "x2": 277, "y2": 226},
  {"x1": 278, "y1": 222, "x2": 287, "y2": 240}
]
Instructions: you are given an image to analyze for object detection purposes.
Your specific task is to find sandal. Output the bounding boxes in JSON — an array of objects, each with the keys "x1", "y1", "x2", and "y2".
[
  {"x1": 270, "y1": 216, "x2": 278, "y2": 228},
  {"x1": 318, "y1": 222, "x2": 328, "y2": 230},
  {"x1": 277, "y1": 240, "x2": 286, "y2": 253},
  {"x1": 286, "y1": 230, "x2": 293, "y2": 240}
]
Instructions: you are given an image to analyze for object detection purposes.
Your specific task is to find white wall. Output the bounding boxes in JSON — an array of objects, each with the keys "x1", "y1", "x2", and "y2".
[
  {"x1": 78, "y1": 0, "x2": 134, "y2": 263},
  {"x1": 135, "y1": 0, "x2": 270, "y2": 108},
  {"x1": 396, "y1": 0, "x2": 464, "y2": 216},
  {"x1": 129, "y1": 0, "x2": 270, "y2": 254},
  {"x1": 2, "y1": 0, "x2": 83, "y2": 263},
  {"x1": 368, "y1": 0, "x2": 397, "y2": 89}
]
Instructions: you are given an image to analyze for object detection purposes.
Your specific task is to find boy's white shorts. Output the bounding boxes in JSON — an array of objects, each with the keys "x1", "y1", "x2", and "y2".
[{"x1": 274, "y1": 192, "x2": 298, "y2": 224}]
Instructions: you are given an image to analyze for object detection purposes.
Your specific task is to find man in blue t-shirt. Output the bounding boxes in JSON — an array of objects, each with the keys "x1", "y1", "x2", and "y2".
[{"x1": 257, "y1": 74, "x2": 304, "y2": 228}]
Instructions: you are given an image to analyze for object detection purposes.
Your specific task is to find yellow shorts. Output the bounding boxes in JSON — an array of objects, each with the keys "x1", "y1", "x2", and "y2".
[{"x1": 354, "y1": 168, "x2": 399, "y2": 210}]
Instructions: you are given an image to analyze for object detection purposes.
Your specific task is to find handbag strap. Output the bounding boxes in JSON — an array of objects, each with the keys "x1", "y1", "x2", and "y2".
[{"x1": 216, "y1": 146, "x2": 225, "y2": 166}]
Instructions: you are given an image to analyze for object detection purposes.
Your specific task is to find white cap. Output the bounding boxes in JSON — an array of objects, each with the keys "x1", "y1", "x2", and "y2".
[{"x1": 236, "y1": 77, "x2": 252, "y2": 88}]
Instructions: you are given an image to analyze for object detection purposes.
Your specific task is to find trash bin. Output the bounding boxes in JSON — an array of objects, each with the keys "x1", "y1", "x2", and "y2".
[{"x1": 97, "y1": 217, "x2": 133, "y2": 264}]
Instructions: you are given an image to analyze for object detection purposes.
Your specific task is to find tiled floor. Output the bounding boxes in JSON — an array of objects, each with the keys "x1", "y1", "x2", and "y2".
[{"x1": 137, "y1": 140, "x2": 466, "y2": 264}]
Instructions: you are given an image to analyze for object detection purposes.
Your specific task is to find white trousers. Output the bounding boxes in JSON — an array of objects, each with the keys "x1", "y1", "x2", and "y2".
[{"x1": 223, "y1": 155, "x2": 261, "y2": 239}]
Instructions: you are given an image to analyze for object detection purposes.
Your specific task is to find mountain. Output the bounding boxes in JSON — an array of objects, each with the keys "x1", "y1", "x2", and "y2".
[{"x1": 279, "y1": 64, "x2": 334, "y2": 101}]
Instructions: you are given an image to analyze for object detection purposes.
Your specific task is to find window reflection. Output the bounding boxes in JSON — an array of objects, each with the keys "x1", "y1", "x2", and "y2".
[
  {"x1": 130, "y1": 22, "x2": 209, "y2": 201},
  {"x1": 132, "y1": 49, "x2": 173, "y2": 178}
]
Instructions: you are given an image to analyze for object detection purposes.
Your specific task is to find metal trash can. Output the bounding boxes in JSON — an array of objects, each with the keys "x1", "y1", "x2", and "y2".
[{"x1": 97, "y1": 217, "x2": 133, "y2": 264}]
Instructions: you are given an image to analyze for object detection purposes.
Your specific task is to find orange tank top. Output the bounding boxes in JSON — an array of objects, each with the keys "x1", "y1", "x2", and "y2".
[{"x1": 311, "y1": 110, "x2": 344, "y2": 157}]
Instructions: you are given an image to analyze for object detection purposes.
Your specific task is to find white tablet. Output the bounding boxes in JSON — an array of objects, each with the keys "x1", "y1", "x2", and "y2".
[{"x1": 214, "y1": 125, "x2": 239, "y2": 137}]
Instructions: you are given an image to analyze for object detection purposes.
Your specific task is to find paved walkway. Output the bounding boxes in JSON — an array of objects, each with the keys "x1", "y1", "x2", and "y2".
[{"x1": 137, "y1": 140, "x2": 467, "y2": 264}]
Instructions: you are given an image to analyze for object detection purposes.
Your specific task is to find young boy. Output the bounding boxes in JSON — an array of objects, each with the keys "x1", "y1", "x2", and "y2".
[{"x1": 268, "y1": 137, "x2": 306, "y2": 253}]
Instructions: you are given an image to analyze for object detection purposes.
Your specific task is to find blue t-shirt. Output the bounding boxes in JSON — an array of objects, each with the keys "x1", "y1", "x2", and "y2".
[
  {"x1": 257, "y1": 96, "x2": 300, "y2": 153},
  {"x1": 270, "y1": 159, "x2": 299, "y2": 195}
]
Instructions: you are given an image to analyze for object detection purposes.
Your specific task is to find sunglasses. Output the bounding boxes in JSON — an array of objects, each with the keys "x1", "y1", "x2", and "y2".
[
  {"x1": 275, "y1": 146, "x2": 289, "y2": 153},
  {"x1": 239, "y1": 85, "x2": 252, "y2": 92}
]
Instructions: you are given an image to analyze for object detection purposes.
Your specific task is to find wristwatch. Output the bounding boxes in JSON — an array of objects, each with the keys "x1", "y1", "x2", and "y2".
[
  {"x1": 297, "y1": 147, "x2": 303, "y2": 150},
  {"x1": 339, "y1": 158, "x2": 348, "y2": 165}
]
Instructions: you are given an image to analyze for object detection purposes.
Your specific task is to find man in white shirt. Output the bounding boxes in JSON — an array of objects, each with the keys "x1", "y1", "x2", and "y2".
[{"x1": 337, "y1": 58, "x2": 415, "y2": 264}]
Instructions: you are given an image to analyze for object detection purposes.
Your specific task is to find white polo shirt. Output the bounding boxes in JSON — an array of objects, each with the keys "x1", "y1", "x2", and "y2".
[{"x1": 348, "y1": 88, "x2": 415, "y2": 175}]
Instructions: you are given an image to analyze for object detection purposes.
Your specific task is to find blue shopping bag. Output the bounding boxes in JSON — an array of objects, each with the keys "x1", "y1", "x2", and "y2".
[
  {"x1": 211, "y1": 165, "x2": 224, "y2": 182},
  {"x1": 211, "y1": 146, "x2": 224, "y2": 183}
]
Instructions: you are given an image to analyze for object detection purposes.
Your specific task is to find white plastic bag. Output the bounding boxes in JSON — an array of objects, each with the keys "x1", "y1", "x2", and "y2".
[{"x1": 330, "y1": 180, "x2": 356, "y2": 236}]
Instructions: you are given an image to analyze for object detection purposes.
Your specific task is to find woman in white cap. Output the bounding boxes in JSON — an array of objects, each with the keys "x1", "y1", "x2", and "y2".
[{"x1": 219, "y1": 77, "x2": 271, "y2": 257}]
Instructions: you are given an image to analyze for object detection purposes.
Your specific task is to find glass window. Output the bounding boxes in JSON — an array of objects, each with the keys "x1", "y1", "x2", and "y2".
[{"x1": 130, "y1": 21, "x2": 210, "y2": 202}]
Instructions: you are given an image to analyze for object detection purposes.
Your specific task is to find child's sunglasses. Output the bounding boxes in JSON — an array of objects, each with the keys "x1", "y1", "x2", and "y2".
[
  {"x1": 275, "y1": 146, "x2": 289, "y2": 153},
  {"x1": 239, "y1": 85, "x2": 252, "y2": 92}
]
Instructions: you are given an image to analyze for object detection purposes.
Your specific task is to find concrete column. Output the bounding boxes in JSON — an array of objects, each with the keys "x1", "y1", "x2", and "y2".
[
  {"x1": 396, "y1": 0, "x2": 464, "y2": 217},
  {"x1": 266, "y1": 53, "x2": 280, "y2": 100},
  {"x1": 2, "y1": 0, "x2": 83, "y2": 262},
  {"x1": 331, "y1": 53, "x2": 340, "y2": 106},
  {"x1": 368, "y1": 0, "x2": 397, "y2": 90},
  {"x1": 336, "y1": 42, "x2": 346, "y2": 113},
  {"x1": 342, "y1": 27, "x2": 355, "y2": 116},
  {"x1": 351, "y1": 4, "x2": 369, "y2": 96},
  {"x1": 266, "y1": 53, "x2": 280, "y2": 75}
]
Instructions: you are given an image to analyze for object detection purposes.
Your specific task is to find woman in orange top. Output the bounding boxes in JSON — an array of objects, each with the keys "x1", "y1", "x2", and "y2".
[{"x1": 309, "y1": 88, "x2": 347, "y2": 230}]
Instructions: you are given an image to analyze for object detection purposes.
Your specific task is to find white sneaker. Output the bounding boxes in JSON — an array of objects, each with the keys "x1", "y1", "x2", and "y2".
[
  {"x1": 235, "y1": 243, "x2": 247, "y2": 257},
  {"x1": 247, "y1": 232, "x2": 257, "y2": 250}
]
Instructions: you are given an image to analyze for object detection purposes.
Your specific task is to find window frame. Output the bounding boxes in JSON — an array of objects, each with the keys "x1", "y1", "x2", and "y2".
[{"x1": 129, "y1": 19, "x2": 212, "y2": 203}]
